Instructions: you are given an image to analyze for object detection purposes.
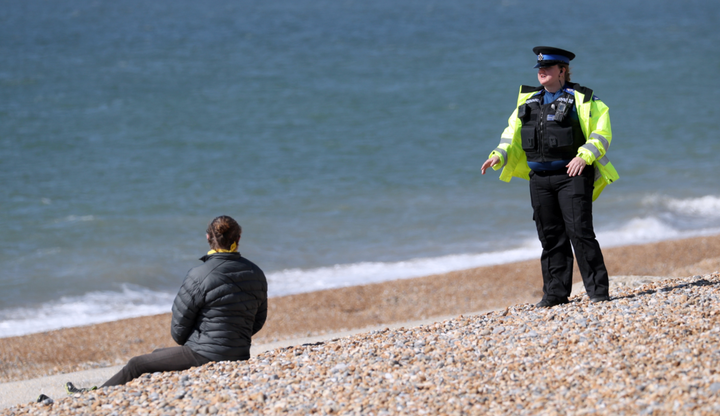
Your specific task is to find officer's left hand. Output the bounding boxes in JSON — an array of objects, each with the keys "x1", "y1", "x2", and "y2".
[{"x1": 566, "y1": 157, "x2": 587, "y2": 177}]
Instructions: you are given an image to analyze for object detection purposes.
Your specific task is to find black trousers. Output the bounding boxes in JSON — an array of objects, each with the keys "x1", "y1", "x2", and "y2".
[
  {"x1": 102, "y1": 346, "x2": 211, "y2": 387},
  {"x1": 528, "y1": 165, "x2": 609, "y2": 301}
]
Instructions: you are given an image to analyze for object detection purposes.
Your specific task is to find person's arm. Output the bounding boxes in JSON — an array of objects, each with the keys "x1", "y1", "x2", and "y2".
[
  {"x1": 482, "y1": 103, "x2": 523, "y2": 175},
  {"x1": 571, "y1": 97, "x2": 612, "y2": 177},
  {"x1": 170, "y1": 273, "x2": 203, "y2": 345},
  {"x1": 577, "y1": 97, "x2": 612, "y2": 166},
  {"x1": 252, "y1": 298, "x2": 267, "y2": 336}
]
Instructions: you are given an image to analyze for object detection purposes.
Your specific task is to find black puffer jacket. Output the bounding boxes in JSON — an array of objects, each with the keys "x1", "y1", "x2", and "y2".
[{"x1": 171, "y1": 252, "x2": 268, "y2": 361}]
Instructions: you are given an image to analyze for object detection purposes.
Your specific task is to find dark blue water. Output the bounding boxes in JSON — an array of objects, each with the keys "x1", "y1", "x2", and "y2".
[{"x1": 2, "y1": 0, "x2": 720, "y2": 336}]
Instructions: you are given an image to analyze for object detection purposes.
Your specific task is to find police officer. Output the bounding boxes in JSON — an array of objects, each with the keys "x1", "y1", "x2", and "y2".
[{"x1": 481, "y1": 46, "x2": 619, "y2": 308}]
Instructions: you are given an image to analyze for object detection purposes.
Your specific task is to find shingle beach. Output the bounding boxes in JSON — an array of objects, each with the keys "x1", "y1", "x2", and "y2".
[
  {"x1": 4, "y1": 273, "x2": 719, "y2": 415},
  {"x1": 2, "y1": 235, "x2": 720, "y2": 415}
]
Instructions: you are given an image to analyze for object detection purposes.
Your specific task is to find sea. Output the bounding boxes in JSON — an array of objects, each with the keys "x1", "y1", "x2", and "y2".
[{"x1": 2, "y1": 0, "x2": 720, "y2": 338}]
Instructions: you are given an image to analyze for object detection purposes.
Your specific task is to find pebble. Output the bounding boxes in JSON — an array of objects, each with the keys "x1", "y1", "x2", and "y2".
[{"x1": 4, "y1": 273, "x2": 720, "y2": 415}]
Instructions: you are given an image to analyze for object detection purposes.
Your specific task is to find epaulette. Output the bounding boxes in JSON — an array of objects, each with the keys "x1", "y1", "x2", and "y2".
[
  {"x1": 569, "y1": 84, "x2": 594, "y2": 103},
  {"x1": 521, "y1": 85, "x2": 544, "y2": 94}
]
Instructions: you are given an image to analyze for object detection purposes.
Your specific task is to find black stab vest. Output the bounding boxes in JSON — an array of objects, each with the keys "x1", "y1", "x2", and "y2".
[{"x1": 518, "y1": 89, "x2": 586, "y2": 163}]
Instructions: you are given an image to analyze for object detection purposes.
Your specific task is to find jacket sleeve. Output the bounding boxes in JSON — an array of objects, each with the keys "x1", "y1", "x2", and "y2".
[
  {"x1": 489, "y1": 107, "x2": 521, "y2": 170},
  {"x1": 252, "y1": 298, "x2": 268, "y2": 336},
  {"x1": 577, "y1": 97, "x2": 612, "y2": 165},
  {"x1": 170, "y1": 271, "x2": 205, "y2": 346}
]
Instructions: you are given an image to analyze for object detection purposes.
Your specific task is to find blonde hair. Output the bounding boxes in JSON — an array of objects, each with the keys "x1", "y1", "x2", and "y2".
[{"x1": 558, "y1": 63, "x2": 572, "y2": 83}]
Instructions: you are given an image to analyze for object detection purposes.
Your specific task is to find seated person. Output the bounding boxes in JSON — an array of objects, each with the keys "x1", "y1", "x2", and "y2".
[{"x1": 65, "y1": 215, "x2": 268, "y2": 392}]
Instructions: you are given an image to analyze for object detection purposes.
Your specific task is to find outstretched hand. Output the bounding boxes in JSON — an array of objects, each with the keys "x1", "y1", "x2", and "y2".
[{"x1": 481, "y1": 156, "x2": 500, "y2": 175}]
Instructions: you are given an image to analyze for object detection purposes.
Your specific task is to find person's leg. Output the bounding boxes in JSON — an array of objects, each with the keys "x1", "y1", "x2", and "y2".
[
  {"x1": 557, "y1": 166, "x2": 610, "y2": 300},
  {"x1": 529, "y1": 171, "x2": 574, "y2": 303},
  {"x1": 102, "y1": 346, "x2": 211, "y2": 387}
]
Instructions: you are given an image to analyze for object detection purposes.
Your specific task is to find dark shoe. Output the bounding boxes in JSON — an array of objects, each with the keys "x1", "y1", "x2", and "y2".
[
  {"x1": 590, "y1": 295, "x2": 610, "y2": 303},
  {"x1": 37, "y1": 394, "x2": 53, "y2": 404},
  {"x1": 535, "y1": 298, "x2": 568, "y2": 308},
  {"x1": 65, "y1": 382, "x2": 97, "y2": 395}
]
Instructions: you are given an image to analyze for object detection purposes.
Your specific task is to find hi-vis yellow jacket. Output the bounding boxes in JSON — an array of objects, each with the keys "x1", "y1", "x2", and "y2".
[{"x1": 490, "y1": 84, "x2": 619, "y2": 201}]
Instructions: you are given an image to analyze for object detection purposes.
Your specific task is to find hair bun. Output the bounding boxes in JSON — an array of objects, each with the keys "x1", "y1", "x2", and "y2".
[{"x1": 206, "y1": 215, "x2": 241, "y2": 251}]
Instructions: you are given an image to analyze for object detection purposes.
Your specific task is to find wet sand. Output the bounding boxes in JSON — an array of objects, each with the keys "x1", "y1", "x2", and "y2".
[{"x1": 1, "y1": 235, "x2": 719, "y2": 384}]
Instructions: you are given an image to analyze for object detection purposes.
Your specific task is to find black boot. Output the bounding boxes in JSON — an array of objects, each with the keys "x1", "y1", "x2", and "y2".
[{"x1": 535, "y1": 298, "x2": 568, "y2": 308}]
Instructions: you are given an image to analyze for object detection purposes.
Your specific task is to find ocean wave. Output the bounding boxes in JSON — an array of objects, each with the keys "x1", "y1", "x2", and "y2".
[
  {"x1": 265, "y1": 200, "x2": 720, "y2": 299},
  {"x1": 2, "y1": 204, "x2": 720, "y2": 338},
  {"x1": 598, "y1": 195, "x2": 720, "y2": 246},
  {"x1": 0, "y1": 241, "x2": 542, "y2": 339},
  {"x1": 0, "y1": 285, "x2": 174, "y2": 339},
  {"x1": 649, "y1": 194, "x2": 720, "y2": 218},
  {"x1": 265, "y1": 241, "x2": 543, "y2": 298}
]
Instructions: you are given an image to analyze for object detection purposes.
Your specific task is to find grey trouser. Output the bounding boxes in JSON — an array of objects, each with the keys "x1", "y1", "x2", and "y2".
[{"x1": 102, "y1": 346, "x2": 211, "y2": 387}]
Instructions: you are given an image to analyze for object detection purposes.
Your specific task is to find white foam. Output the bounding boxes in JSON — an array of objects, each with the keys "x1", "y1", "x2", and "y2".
[
  {"x1": 596, "y1": 217, "x2": 683, "y2": 247},
  {"x1": 0, "y1": 285, "x2": 174, "y2": 338},
  {"x1": 266, "y1": 216, "x2": 720, "y2": 300},
  {"x1": 0, "y1": 241, "x2": 543, "y2": 339},
  {"x1": 595, "y1": 194, "x2": 720, "y2": 245},
  {"x1": 265, "y1": 240, "x2": 542, "y2": 297},
  {"x1": 3, "y1": 195, "x2": 720, "y2": 338},
  {"x1": 656, "y1": 195, "x2": 720, "y2": 218}
]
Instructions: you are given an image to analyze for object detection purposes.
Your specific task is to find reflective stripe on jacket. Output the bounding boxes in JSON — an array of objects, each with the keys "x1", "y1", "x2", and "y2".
[{"x1": 489, "y1": 83, "x2": 619, "y2": 201}]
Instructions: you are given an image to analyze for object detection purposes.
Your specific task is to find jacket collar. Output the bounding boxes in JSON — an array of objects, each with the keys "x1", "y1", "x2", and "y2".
[{"x1": 200, "y1": 252, "x2": 241, "y2": 262}]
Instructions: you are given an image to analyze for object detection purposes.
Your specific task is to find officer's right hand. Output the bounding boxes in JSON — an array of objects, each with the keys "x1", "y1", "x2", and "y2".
[{"x1": 481, "y1": 156, "x2": 500, "y2": 175}]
